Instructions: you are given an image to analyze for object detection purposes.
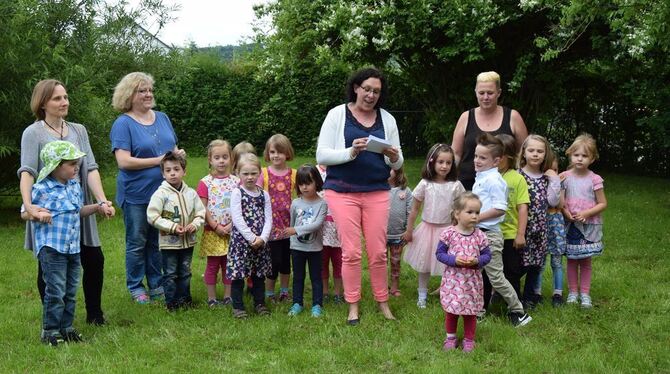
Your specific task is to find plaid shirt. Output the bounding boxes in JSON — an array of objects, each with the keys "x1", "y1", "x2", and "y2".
[{"x1": 31, "y1": 176, "x2": 83, "y2": 256}]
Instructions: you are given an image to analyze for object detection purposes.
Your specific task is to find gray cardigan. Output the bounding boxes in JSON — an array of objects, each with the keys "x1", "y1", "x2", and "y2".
[{"x1": 18, "y1": 121, "x2": 101, "y2": 249}]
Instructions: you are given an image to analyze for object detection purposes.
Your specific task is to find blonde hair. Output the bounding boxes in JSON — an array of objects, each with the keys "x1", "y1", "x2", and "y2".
[
  {"x1": 237, "y1": 153, "x2": 261, "y2": 174},
  {"x1": 207, "y1": 139, "x2": 232, "y2": 174},
  {"x1": 112, "y1": 72, "x2": 155, "y2": 112},
  {"x1": 451, "y1": 192, "x2": 482, "y2": 225},
  {"x1": 264, "y1": 134, "x2": 294, "y2": 162},
  {"x1": 232, "y1": 141, "x2": 256, "y2": 175},
  {"x1": 476, "y1": 71, "x2": 501, "y2": 90},
  {"x1": 518, "y1": 134, "x2": 552, "y2": 171},
  {"x1": 31, "y1": 79, "x2": 65, "y2": 120},
  {"x1": 566, "y1": 133, "x2": 599, "y2": 161}
]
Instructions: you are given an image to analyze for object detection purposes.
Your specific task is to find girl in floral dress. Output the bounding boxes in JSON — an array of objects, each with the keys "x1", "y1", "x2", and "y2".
[
  {"x1": 437, "y1": 192, "x2": 491, "y2": 353},
  {"x1": 227, "y1": 154, "x2": 273, "y2": 318},
  {"x1": 517, "y1": 135, "x2": 560, "y2": 309}
]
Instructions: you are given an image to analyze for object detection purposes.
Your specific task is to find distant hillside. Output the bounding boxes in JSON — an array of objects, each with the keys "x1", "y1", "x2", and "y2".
[{"x1": 198, "y1": 44, "x2": 256, "y2": 61}]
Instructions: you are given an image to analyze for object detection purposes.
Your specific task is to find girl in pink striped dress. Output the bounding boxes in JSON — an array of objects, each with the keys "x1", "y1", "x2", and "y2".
[{"x1": 437, "y1": 192, "x2": 491, "y2": 353}]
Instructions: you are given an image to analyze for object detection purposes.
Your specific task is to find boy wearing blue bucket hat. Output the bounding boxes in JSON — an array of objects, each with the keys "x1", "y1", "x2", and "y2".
[{"x1": 31, "y1": 141, "x2": 106, "y2": 346}]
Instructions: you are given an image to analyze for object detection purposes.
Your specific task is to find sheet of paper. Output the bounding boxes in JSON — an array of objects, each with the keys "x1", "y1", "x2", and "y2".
[{"x1": 366, "y1": 135, "x2": 392, "y2": 153}]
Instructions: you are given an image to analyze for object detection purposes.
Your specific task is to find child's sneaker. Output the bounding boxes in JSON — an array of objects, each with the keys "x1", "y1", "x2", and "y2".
[
  {"x1": 580, "y1": 294, "x2": 593, "y2": 309},
  {"x1": 150, "y1": 293, "x2": 165, "y2": 303},
  {"x1": 288, "y1": 303, "x2": 303, "y2": 316},
  {"x1": 552, "y1": 294, "x2": 564, "y2": 308},
  {"x1": 508, "y1": 312, "x2": 532, "y2": 327},
  {"x1": 208, "y1": 299, "x2": 224, "y2": 308},
  {"x1": 333, "y1": 295, "x2": 344, "y2": 304},
  {"x1": 442, "y1": 336, "x2": 458, "y2": 351},
  {"x1": 134, "y1": 294, "x2": 150, "y2": 304},
  {"x1": 222, "y1": 297, "x2": 232, "y2": 305},
  {"x1": 62, "y1": 328, "x2": 84, "y2": 343},
  {"x1": 476, "y1": 310, "x2": 486, "y2": 323},
  {"x1": 417, "y1": 298, "x2": 427, "y2": 309},
  {"x1": 42, "y1": 334, "x2": 65, "y2": 347},
  {"x1": 566, "y1": 292, "x2": 579, "y2": 304},
  {"x1": 279, "y1": 291, "x2": 290, "y2": 302},
  {"x1": 462, "y1": 338, "x2": 475, "y2": 353},
  {"x1": 311, "y1": 305, "x2": 323, "y2": 318}
]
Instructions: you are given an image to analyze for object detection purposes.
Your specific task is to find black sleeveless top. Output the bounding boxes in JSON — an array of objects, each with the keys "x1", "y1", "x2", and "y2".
[{"x1": 458, "y1": 106, "x2": 512, "y2": 190}]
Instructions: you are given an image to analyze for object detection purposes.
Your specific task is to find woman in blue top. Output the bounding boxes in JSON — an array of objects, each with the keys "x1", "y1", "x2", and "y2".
[
  {"x1": 110, "y1": 72, "x2": 186, "y2": 303},
  {"x1": 316, "y1": 68, "x2": 403, "y2": 325}
]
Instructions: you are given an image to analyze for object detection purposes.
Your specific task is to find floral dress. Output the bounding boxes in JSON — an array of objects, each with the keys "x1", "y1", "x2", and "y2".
[
  {"x1": 438, "y1": 226, "x2": 489, "y2": 315},
  {"x1": 519, "y1": 169, "x2": 549, "y2": 267},
  {"x1": 226, "y1": 189, "x2": 272, "y2": 280},
  {"x1": 197, "y1": 174, "x2": 240, "y2": 257},
  {"x1": 264, "y1": 167, "x2": 294, "y2": 241}
]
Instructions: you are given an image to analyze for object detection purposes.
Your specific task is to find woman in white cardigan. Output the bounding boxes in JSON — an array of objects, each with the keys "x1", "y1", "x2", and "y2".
[{"x1": 316, "y1": 68, "x2": 403, "y2": 325}]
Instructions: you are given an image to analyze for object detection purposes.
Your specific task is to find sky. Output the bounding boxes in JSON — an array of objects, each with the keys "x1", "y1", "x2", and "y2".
[{"x1": 126, "y1": 1, "x2": 269, "y2": 47}]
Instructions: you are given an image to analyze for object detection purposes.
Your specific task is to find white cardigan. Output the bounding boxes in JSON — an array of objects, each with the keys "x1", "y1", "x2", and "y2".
[{"x1": 316, "y1": 104, "x2": 403, "y2": 170}]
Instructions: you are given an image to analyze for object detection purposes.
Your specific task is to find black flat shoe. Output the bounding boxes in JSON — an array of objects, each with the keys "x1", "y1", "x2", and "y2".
[{"x1": 347, "y1": 318, "x2": 360, "y2": 326}]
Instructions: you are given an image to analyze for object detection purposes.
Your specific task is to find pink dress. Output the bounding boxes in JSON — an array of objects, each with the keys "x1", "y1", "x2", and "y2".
[
  {"x1": 438, "y1": 226, "x2": 489, "y2": 315},
  {"x1": 403, "y1": 179, "x2": 465, "y2": 275}
]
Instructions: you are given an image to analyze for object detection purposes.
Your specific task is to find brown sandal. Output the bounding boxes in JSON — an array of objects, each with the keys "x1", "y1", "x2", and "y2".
[
  {"x1": 232, "y1": 308, "x2": 248, "y2": 319},
  {"x1": 255, "y1": 304, "x2": 271, "y2": 316}
]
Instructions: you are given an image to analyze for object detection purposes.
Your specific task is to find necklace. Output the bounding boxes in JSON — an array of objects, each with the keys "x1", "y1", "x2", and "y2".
[{"x1": 44, "y1": 119, "x2": 66, "y2": 139}]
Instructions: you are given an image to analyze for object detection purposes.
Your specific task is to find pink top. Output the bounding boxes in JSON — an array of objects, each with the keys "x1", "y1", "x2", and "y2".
[
  {"x1": 560, "y1": 170, "x2": 604, "y2": 224},
  {"x1": 259, "y1": 167, "x2": 294, "y2": 241},
  {"x1": 413, "y1": 179, "x2": 465, "y2": 224}
]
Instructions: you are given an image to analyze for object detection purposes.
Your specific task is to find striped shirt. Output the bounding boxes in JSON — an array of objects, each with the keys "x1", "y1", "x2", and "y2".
[{"x1": 31, "y1": 177, "x2": 83, "y2": 256}]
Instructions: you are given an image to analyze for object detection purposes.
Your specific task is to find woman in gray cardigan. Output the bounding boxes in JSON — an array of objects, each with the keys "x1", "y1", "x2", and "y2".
[{"x1": 18, "y1": 79, "x2": 115, "y2": 325}]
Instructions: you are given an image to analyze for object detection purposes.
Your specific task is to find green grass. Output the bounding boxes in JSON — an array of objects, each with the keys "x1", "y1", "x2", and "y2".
[{"x1": 1, "y1": 157, "x2": 668, "y2": 372}]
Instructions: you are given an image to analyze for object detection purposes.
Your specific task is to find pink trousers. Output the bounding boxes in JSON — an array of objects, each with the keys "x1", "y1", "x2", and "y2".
[
  {"x1": 325, "y1": 190, "x2": 390, "y2": 303},
  {"x1": 567, "y1": 258, "x2": 592, "y2": 294}
]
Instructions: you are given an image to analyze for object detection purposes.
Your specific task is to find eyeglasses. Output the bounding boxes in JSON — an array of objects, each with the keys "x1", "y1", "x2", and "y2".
[
  {"x1": 359, "y1": 86, "x2": 381, "y2": 96},
  {"x1": 136, "y1": 88, "x2": 154, "y2": 95}
]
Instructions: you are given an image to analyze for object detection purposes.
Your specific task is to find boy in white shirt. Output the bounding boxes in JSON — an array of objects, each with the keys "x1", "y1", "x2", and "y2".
[{"x1": 472, "y1": 134, "x2": 531, "y2": 327}]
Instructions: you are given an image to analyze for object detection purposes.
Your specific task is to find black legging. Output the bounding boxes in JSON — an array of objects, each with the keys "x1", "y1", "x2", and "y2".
[{"x1": 38, "y1": 244, "x2": 105, "y2": 321}]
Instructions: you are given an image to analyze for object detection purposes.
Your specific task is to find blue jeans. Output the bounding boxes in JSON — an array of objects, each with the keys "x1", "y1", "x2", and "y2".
[
  {"x1": 291, "y1": 250, "x2": 323, "y2": 307},
  {"x1": 39, "y1": 247, "x2": 80, "y2": 336},
  {"x1": 123, "y1": 203, "x2": 163, "y2": 298},
  {"x1": 535, "y1": 254, "x2": 564, "y2": 294},
  {"x1": 161, "y1": 248, "x2": 194, "y2": 306}
]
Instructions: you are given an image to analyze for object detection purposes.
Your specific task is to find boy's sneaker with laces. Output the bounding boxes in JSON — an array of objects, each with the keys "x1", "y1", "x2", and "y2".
[
  {"x1": 311, "y1": 304, "x2": 323, "y2": 318},
  {"x1": 442, "y1": 336, "x2": 458, "y2": 351},
  {"x1": 566, "y1": 292, "x2": 579, "y2": 304},
  {"x1": 476, "y1": 310, "x2": 486, "y2": 323},
  {"x1": 508, "y1": 312, "x2": 532, "y2": 327},
  {"x1": 288, "y1": 303, "x2": 303, "y2": 316},
  {"x1": 62, "y1": 329, "x2": 84, "y2": 343},
  {"x1": 42, "y1": 334, "x2": 65, "y2": 347},
  {"x1": 580, "y1": 294, "x2": 593, "y2": 308},
  {"x1": 417, "y1": 298, "x2": 427, "y2": 309},
  {"x1": 552, "y1": 294, "x2": 564, "y2": 307},
  {"x1": 462, "y1": 338, "x2": 475, "y2": 353}
]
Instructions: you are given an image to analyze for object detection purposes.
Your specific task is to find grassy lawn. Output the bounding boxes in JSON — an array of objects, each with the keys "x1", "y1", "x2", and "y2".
[{"x1": 1, "y1": 156, "x2": 668, "y2": 372}]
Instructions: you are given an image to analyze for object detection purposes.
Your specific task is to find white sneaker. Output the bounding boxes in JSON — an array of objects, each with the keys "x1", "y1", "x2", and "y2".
[
  {"x1": 417, "y1": 298, "x2": 427, "y2": 309},
  {"x1": 580, "y1": 294, "x2": 592, "y2": 308},
  {"x1": 566, "y1": 293, "x2": 579, "y2": 304}
]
